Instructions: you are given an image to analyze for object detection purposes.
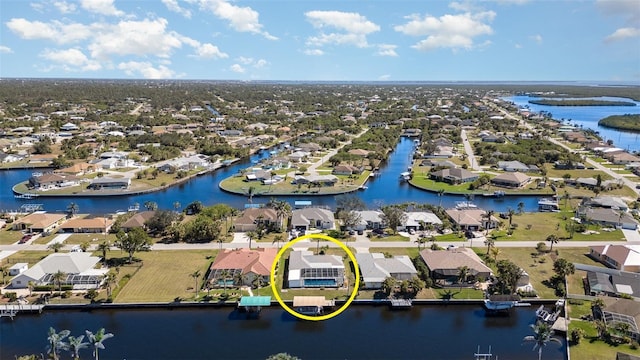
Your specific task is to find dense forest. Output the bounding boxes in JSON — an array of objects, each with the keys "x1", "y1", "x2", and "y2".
[
  {"x1": 598, "y1": 114, "x2": 640, "y2": 132},
  {"x1": 528, "y1": 99, "x2": 636, "y2": 107}
]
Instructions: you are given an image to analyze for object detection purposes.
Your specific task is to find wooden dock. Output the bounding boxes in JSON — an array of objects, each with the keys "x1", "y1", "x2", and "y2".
[{"x1": 0, "y1": 304, "x2": 44, "y2": 320}]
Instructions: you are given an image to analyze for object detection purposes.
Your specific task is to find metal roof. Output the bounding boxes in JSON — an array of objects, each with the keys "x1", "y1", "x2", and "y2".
[{"x1": 239, "y1": 296, "x2": 272, "y2": 307}]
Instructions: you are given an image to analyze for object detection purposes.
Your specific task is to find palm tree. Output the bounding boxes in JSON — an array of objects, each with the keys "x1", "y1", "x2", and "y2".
[
  {"x1": 522, "y1": 322, "x2": 562, "y2": 360},
  {"x1": 246, "y1": 186, "x2": 256, "y2": 204},
  {"x1": 437, "y1": 189, "x2": 445, "y2": 208},
  {"x1": 47, "y1": 327, "x2": 71, "y2": 360},
  {"x1": 219, "y1": 270, "x2": 231, "y2": 295},
  {"x1": 191, "y1": 269, "x2": 201, "y2": 297},
  {"x1": 457, "y1": 266, "x2": 469, "y2": 292},
  {"x1": 52, "y1": 270, "x2": 66, "y2": 293},
  {"x1": 272, "y1": 234, "x2": 284, "y2": 250},
  {"x1": 490, "y1": 247, "x2": 502, "y2": 262},
  {"x1": 253, "y1": 276, "x2": 264, "y2": 296},
  {"x1": 66, "y1": 202, "x2": 79, "y2": 217},
  {"x1": 546, "y1": 234, "x2": 559, "y2": 252},
  {"x1": 507, "y1": 207, "x2": 515, "y2": 228},
  {"x1": 484, "y1": 236, "x2": 495, "y2": 255},
  {"x1": 517, "y1": 201, "x2": 525, "y2": 215},
  {"x1": 482, "y1": 210, "x2": 495, "y2": 235},
  {"x1": 97, "y1": 241, "x2": 110, "y2": 263},
  {"x1": 415, "y1": 237, "x2": 427, "y2": 250},
  {"x1": 216, "y1": 236, "x2": 224, "y2": 250},
  {"x1": 27, "y1": 280, "x2": 35, "y2": 296},
  {"x1": 48, "y1": 242, "x2": 64, "y2": 253},
  {"x1": 103, "y1": 270, "x2": 117, "y2": 298},
  {"x1": 65, "y1": 335, "x2": 89, "y2": 360},
  {"x1": 85, "y1": 328, "x2": 114, "y2": 360},
  {"x1": 245, "y1": 231, "x2": 257, "y2": 249}
]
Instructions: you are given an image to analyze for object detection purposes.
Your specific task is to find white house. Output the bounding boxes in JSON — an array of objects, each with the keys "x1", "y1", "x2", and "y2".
[
  {"x1": 356, "y1": 253, "x2": 418, "y2": 289},
  {"x1": 291, "y1": 208, "x2": 335, "y2": 231},
  {"x1": 288, "y1": 250, "x2": 344, "y2": 288},
  {"x1": 401, "y1": 211, "x2": 443, "y2": 231},
  {"x1": 60, "y1": 122, "x2": 79, "y2": 131},
  {"x1": 10, "y1": 253, "x2": 108, "y2": 289},
  {"x1": 9, "y1": 263, "x2": 28, "y2": 276}
]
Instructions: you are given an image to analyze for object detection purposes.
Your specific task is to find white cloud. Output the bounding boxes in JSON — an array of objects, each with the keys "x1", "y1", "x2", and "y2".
[
  {"x1": 40, "y1": 48, "x2": 102, "y2": 71},
  {"x1": 230, "y1": 64, "x2": 245, "y2": 73},
  {"x1": 198, "y1": 0, "x2": 277, "y2": 40},
  {"x1": 529, "y1": 34, "x2": 543, "y2": 44},
  {"x1": 376, "y1": 44, "x2": 398, "y2": 57},
  {"x1": 0, "y1": 46, "x2": 13, "y2": 53},
  {"x1": 304, "y1": 49, "x2": 324, "y2": 56},
  {"x1": 88, "y1": 18, "x2": 183, "y2": 60},
  {"x1": 6, "y1": 18, "x2": 92, "y2": 44},
  {"x1": 162, "y1": 0, "x2": 192, "y2": 18},
  {"x1": 80, "y1": 0, "x2": 125, "y2": 17},
  {"x1": 118, "y1": 61, "x2": 176, "y2": 79},
  {"x1": 235, "y1": 57, "x2": 267, "y2": 68},
  {"x1": 489, "y1": 0, "x2": 530, "y2": 5},
  {"x1": 53, "y1": 1, "x2": 77, "y2": 14},
  {"x1": 378, "y1": 74, "x2": 391, "y2": 80},
  {"x1": 394, "y1": 11, "x2": 495, "y2": 51},
  {"x1": 305, "y1": 10, "x2": 380, "y2": 48},
  {"x1": 605, "y1": 27, "x2": 640, "y2": 42},
  {"x1": 193, "y1": 43, "x2": 228, "y2": 59},
  {"x1": 514, "y1": 43, "x2": 522, "y2": 49}
]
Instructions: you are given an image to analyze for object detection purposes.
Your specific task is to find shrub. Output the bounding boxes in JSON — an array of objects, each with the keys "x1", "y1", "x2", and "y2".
[
  {"x1": 536, "y1": 242, "x2": 547, "y2": 253},
  {"x1": 3, "y1": 292, "x2": 17, "y2": 301},
  {"x1": 62, "y1": 290, "x2": 72, "y2": 299},
  {"x1": 517, "y1": 289, "x2": 538, "y2": 298},
  {"x1": 570, "y1": 328, "x2": 583, "y2": 344},
  {"x1": 555, "y1": 282, "x2": 566, "y2": 297}
]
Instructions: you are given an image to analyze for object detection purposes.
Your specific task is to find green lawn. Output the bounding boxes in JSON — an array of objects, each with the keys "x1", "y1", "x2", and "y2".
[
  {"x1": 409, "y1": 174, "x2": 554, "y2": 196},
  {"x1": 0, "y1": 227, "x2": 25, "y2": 245},
  {"x1": 114, "y1": 250, "x2": 216, "y2": 303},
  {"x1": 490, "y1": 211, "x2": 625, "y2": 242},
  {"x1": 568, "y1": 320, "x2": 640, "y2": 360}
]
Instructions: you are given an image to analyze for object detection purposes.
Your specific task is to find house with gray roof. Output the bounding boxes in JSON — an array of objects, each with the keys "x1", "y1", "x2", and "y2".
[
  {"x1": 497, "y1": 160, "x2": 530, "y2": 172},
  {"x1": 10, "y1": 252, "x2": 107, "y2": 289},
  {"x1": 353, "y1": 210, "x2": 385, "y2": 231},
  {"x1": 430, "y1": 168, "x2": 478, "y2": 184},
  {"x1": 579, "y1": 207, "x2": 638, "y2": 230},
  {"x1": 356, "y1": 253, "x2": 418, "y2": 289},
  {"x1": 419, "y1": 248, "x2": 493, "y2": 285},
  {"x1": 291, "y1": 208, "x2": 335, "y2": 231},
  {"x1": 583, "y1": 196, "x2": 629, "y2": 212},
  {"x1": 401, "y1": 211, "x2": 442, "y2": 231},
  {"x1": 288, "y1": 250, "x2": 344, "y2": 288},
  {"x1": 490, "y1": 172, "x2": 531, "y2": 188}
]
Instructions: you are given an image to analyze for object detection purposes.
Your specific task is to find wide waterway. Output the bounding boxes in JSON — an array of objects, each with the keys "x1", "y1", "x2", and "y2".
[
  {"x1": 0, "y1": 305, "x2": 566, "y2": 360},
  {"x1": 0, "y1": 138, "x2": 542, "y2": 214},
  {"x1": 504, "y1": 95, "x2": 640, "y2": 152}
]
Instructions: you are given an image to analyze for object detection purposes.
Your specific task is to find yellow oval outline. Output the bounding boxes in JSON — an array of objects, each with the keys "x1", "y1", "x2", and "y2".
[{"x1": 270, "y1": 233, "x2": 360, "y2": 321}]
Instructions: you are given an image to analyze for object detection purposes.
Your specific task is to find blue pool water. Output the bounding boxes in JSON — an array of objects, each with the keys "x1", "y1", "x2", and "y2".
[{"x1": 304, "y1": 279, "x2": 337, "y2": 287}]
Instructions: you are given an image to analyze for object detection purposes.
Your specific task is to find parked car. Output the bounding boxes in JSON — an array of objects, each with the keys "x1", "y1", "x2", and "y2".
[
  {"x1": 19, "y1": 234, "x2": 32, "y2": 244},
  {"x1": 357, "y1": 229, "x2": 364, "y2": 235},
  {"x1": 348, "y1": 229, "x2": 356, "y2": 236},
  {"x1": 372, "y1": 228, "x2": 385, "y2": 235}
]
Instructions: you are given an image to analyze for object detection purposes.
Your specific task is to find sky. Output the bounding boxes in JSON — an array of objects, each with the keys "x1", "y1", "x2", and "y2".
[{"x1": 0, "y1": 0, "x2": 639, "y2": 82}]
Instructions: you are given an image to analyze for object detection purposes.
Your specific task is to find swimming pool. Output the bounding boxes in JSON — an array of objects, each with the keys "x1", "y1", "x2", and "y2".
[{"x1": 303, "y1": 279, "x2": 337, "y2": 287}]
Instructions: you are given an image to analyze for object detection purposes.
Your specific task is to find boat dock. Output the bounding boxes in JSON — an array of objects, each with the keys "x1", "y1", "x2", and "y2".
[
  {"x1": 389, "y1": 299, "x2": 412, "y2": 309},
  {"x1": 237, "y1": 296, "x2": 271, "y2": 314},
  {"x1": 292, "y1": 296, "x2": 334, "y2": 316},
  {"x1": 0, "y1": 304, "x2": 44, "y2": 320}
]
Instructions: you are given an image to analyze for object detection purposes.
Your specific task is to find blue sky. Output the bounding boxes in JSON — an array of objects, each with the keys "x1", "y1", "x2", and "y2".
[{"x1": 1, "y1": 0, "x2": 639, "y2": 82}]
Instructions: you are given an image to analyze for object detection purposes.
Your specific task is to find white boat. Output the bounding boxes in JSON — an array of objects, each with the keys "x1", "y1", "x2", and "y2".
[
  {"x1": 400, "y1": 171, "x2": 411, "y2": 181},
  {"x1": 455, "y1": 201, "x2": 478, "y2": 209},
  {"x1": 483, "y1": 299, "x2": 517, "y2": 311}
]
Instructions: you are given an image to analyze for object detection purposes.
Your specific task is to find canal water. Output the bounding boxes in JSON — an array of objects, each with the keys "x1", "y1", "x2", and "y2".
[
  {"x1": 0, "y1": 138, "x2": 541, "y2": 214},
  {"x1": 0, "y1": 305, "x2": 566, "y2": 360},
  {"x1": 504, "y1": 95, "x2": 640, "y2": 152}
]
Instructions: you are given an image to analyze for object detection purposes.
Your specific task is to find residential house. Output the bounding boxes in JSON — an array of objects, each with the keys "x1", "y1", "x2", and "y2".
[
  {"x1": 234, "y1": 208, "x2": 278, "y2": 232},
  {"x1": 0, "y1": 152, "x2": 24, "y2": 163},
  {"x1": 288, "y1": 151, "x2": 309, "y2": 163},
  {"x1": 287, "y1": 250, "x2": 345, "y2": 288},
  {"x1": 490, "y1": 172, "x2": 531, "y2": 188},
  {"x1": 208, "y1": 248, "x2": 277, "y2": 287},
  {"x1": 332, "y1": 165, "x2": 362, "y2": 176},
  {"x1": 121, "y1": 211, "x2": 156, "y2": 232},
  {"x1": 419, "y1": 248, "x2": 493, "y2": 285},
  {"x1": 445, "y1": 208, "x2": 499, "y2": 231},
  {"x1": 580, "y1": 208, "x2": 638, "y2": 230},
  {"x1": 401, "y1": 212, "x2": 443, "y2": 232},
  {"x1": 55, "y1": 162, "x2": 95, "y2": 176},
  {"x1": 297, "y1": 143, "x2": 322, "y2": 153},
  {"x1": 10, "y1": 252, "x2": 108, "y2": 289},
  {"x1": 594, "y1": 298, "x2": 640, "y2": 342},
  {"x1": 295, "y1": 174, "x2": 338, "y2": 186},
  {"x1": 607, "y1": 152, "x2": 640, "y2": 165},
  {"x1": 589, "y1": 245, "x2": 640, "y2": 272},
  {"x1": 29, "y1": 173, "x2": 79, "y2": 190},
  {"x1": 291, "y1": 208, "x2": 335, "y2": 231},
  {"x1": 353, "y1": 210, "x2": 385, "y2": 231},
  {"x1": 87, "y1": 177, "x2": 131, "y2": 190},
  {"x1": 584, "y1": 266, "x2": 640, "y2": 299},
  {"x1": 497, "y1": 161, "x2": 530, "y2": 172},
  {"x1": 60, "y1": 122, "x2": 79, "y2": 131},
  {"x1": 12, "y1": 212, "x2": 67, "y2": 233},
  {"x1": 583, "y1": 196, "x2": 629, "y2": 212},
  {"x1": 59, "y1": 217, "x2": 114, "y2": 233},
  {"x1": 348, "y1": 149, "x2": 370, "y2": 157},
  {"x1": 356, "y1": 253, "x2": 418, "y2": 289},
  {"x1": 430, "y1": 168, "x2": 479, "y2": 184}
]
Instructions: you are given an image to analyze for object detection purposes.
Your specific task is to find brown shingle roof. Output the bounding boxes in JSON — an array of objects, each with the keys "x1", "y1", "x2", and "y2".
[
  {"x1": 235, "y1": 208, "x2": 277, "y2": 226},
  {"x1": 14, "y1": 213, "x2": 66, "y2": 229},
  {"x1": 420, "y1": 248, "x2": 493, "y2": 276}
]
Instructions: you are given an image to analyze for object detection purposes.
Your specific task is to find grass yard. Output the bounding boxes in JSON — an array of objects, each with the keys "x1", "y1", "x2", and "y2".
[
  {"x1": 114, "y1": 250, "x2": 217, "y2": 303},
  {"x1": 2, "y1": 251, "x2": 51, "y2": 269},
  {"x1": 491, "y1": 211, "x2": 625, "y2": 242},
  {"x1": 0, "y1": 227, "x2": 26, "y2": 245},
  {"x1": 568, "y1": 320, "x2": 640, "y2": 360}
]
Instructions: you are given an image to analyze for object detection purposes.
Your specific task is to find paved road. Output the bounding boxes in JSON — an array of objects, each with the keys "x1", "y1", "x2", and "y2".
[
  {"x1": 494, "y1": 105, "x2": 640, "y2": 197},
  {"x1": 460, "y1": 129, "x2": 480, "y2": 171}
]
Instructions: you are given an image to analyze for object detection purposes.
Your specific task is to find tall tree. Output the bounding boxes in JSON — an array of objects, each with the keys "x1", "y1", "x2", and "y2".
[
  {"x1": 64, "y1": 335, "x2": 89, "y2": 360},
  {"x1": 517, "y1": 201, "x2": 525, "y2": 215},
  {"x1": 85, "y1": 328, "x2": 114, "y2": 360},
  {"x1": 272, "y1": 234, "x2": 284, "y2": 250},
  {"x1": 47, "y1": 327, "x2": 71, "y2": 360},
  {"x1": 484, "y1": 236, "x2": 495, "y2": 255},
  {"x1": 66, "y1": 202, "x2": 79, "y2": 217},
  {"x1": 522, "y1": 322, "x2": 562, "y2": 360},
  {"x1": 52, "y1": 270, "x2": 66, "y2": 293},
  {"x1": 96, "y1": 241, "x2": 110, "y2": 263},
  {"x1": 48, "y1": 242, "x2": 64, "y2": 253},
  {"x1": 191, "y1": 269, "x2": 202, "y2": 297},
  {"x1": 114, "y1": 228, "x2": 151, "y2": 263},
  {"x1": 245, "y1": 231, "x2": 257, "y2": 249},
  {"x1": 546, "y1": 234, "x2": 559, "y2": 252},
  {"x1": 457, "y1": 266, "x2": 470, "y2": 291},
  {"x1": 380, "y1": 205, "x2": 407, "y2": 234}
]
